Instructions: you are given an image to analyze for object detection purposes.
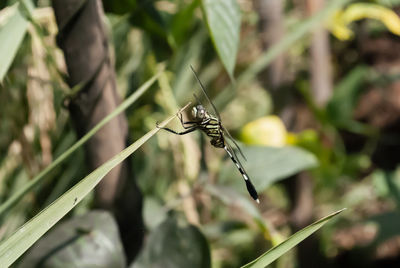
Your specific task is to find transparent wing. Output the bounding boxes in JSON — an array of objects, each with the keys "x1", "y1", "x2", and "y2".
[
  {"x1": 224, "y1": 135, "x2": 245, "y2": 169},
  {"x1": 190, "y1": 65, "x2": 247, "y2": 161},
  {"x1": 193, "y1": 93, "x2": 203, "y2": 106},
  {"x1": 222, "y1": 126, "x2": 247, "y2": 161},
  {"x1": 190, "y1": 65, "x2": 221, "y2": 120}
]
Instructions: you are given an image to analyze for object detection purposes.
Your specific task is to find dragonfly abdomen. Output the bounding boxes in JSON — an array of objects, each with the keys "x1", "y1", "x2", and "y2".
[{"x1": 223, "y1": 146, "x2": 259, "y2": 203}]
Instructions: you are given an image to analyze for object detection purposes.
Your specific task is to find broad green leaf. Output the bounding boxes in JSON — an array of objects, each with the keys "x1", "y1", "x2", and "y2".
[
  {"x1": 0, "y1": 1, "x2": 33, "y2": 81},
  {"x1": 0, "y1": 102, "x2": 191, "y2": 267},
  {"x1": 18, "y1": 211, "x2": 125, "y2": 268},
  {"x1": 0, "y1": 68, "x2": 164, "y2": 219},
  {"x1": 202, "y1": 0, "x2": 241, "y2": 79},
  {"x1": 219, "y1": 146, "x2": 318, "y2": 192},
  {"x1": 241, "y1": 209, "x2": 346, "y2": 268},
  {"x1": 131, "y1": 216, "x2": 211, "y2": 268}
]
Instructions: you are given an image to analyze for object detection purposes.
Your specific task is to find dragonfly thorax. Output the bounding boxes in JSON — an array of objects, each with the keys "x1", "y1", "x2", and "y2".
[{"x1": 192, "y1": 105, "x2": 209, "y2": 120}]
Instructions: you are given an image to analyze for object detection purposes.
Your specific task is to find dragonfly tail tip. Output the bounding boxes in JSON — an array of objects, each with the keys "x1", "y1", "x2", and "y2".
[{"x1": 256, "y1": 199, "x2": 260, "y2": 204}]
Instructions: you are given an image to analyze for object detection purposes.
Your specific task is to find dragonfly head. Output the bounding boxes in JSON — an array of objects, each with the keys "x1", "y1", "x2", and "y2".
[{"x1": 192, "y1": 105, "x2": 207, "y2": 120}]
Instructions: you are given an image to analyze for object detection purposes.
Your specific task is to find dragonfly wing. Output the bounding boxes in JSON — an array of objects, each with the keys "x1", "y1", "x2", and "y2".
[
  {"x1": 189, "y1": 66, "x2": 247, "y2": 161},
  {"x1": 222, "y1": 126, "x2": 247, "y2": 162},
  {"x1": 193, "y1": 93, "x2": 202, "y2": 106},
  {"x1": 224, "y1": 137, "x2": 245, "y2": 171},
  {"x1": 190, "y1": 65, "x2": 222, "y2": 121}
]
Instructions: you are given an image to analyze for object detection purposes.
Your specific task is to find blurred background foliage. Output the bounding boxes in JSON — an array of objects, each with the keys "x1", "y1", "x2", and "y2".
[{"x1": 1, "y1": 0, "x2": 400, "y2": 267}]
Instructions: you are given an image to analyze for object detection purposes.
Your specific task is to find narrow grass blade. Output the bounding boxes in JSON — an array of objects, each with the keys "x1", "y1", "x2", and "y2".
[
  {"x1": 0, "y1": 102, "x2": 191, "y2": 267},
  {"x1": 0, "y1": 67, "x2": 164, "y2": 218},
  {"x1": 241, "y1": 208, "x2": 346, "y2": 268}
]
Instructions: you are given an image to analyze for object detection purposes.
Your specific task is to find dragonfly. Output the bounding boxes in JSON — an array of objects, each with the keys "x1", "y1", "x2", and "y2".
[{"x1": 157, "y1": 66, "x2": 259, "y2": 203}]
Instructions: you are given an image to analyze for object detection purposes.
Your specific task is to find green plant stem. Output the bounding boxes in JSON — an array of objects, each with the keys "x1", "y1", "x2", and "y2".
[{"x1": 242, "y1": 208, "x2": 346, "y2": 268}]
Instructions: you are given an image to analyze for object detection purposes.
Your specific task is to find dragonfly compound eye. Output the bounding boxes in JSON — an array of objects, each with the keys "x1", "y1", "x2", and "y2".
[
  {"x1": 192, "y1": 105, "x2": 206, "y2": 119},
  {"x1": 198, "y1": 105, "x2": 207, "y2": 118},
  {"x1": 191, "y1": 106, "x2": 198, "y2": 118}
]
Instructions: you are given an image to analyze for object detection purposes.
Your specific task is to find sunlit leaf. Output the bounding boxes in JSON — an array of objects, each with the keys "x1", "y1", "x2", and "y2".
[
  {"x1": 202, "y1": 0, "x2": 241, "y2": 79},
  {"x1": 241, "y1": 209, "x2": 346, "y2": 268}
]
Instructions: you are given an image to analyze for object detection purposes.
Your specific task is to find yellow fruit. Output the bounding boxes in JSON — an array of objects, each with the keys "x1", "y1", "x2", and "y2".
[{"x1": 240, "y1": 116, "x2": 287, "y2": 147}]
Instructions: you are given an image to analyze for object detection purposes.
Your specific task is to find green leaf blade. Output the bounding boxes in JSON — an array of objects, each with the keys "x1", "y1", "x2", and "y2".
[
  {"x1": 242, "y1": 209, "x2": 346, "y2": 268},
  {"x1": 0, "y1": 103, "x2": 191, "y2": 267},
  {"x1": 0, "y1": 3, "x2": 29, "y2": 82},
  {"x1": 202, "y1": 0, "x2": 241, "y2": 78},
  {"x1": 0, "y1": 68, "x2": 163, "y2": 218}
]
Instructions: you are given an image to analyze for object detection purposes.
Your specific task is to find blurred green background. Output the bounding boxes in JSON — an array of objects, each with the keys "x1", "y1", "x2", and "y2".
[{"x1": 1, "y1": 0, "x2": 400, "y2": 267}]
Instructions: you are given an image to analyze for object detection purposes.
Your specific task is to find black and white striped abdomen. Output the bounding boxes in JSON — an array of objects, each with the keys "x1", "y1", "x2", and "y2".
[{"x1": 223, "y1": 146, "x2": 259, "y2": 203}]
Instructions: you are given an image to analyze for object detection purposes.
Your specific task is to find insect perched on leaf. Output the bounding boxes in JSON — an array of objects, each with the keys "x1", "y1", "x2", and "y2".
[{"x1": 157, "y1": 66, "x2": 259, "y2": 203}]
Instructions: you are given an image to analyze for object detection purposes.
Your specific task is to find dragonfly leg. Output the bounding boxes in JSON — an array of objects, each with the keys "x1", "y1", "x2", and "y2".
[
  {"x1": 157, "y1": 124, "x2": 197, "y2": 135},
  {"x1": 177, "y1": 112, "x2": 197, "y2": 129}
]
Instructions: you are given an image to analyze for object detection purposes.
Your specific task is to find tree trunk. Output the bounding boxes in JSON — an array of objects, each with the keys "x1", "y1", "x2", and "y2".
[{"x1": 52, "y1": 0, "x2": 143, "y2": 261}]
